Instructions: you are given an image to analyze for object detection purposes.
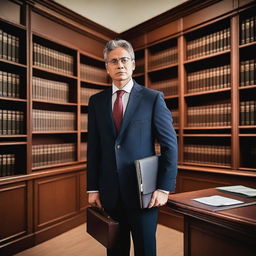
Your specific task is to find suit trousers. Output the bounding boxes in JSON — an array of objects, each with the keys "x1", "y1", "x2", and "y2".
[{"x1": 105, "y1": 200, "x2": 158, "y2": 256}]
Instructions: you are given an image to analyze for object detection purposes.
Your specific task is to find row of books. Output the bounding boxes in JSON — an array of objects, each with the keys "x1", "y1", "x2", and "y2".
[
  {"x1": 0, "y1": 109, "x2": 24, "y2": 134},
  {"x1": 80, "y1": 63, "x2": 108, "y2": 83},
  {"x1": 187, "y1": 65, "x2": 231, "y2": 93},
  {"x1": 134, "y1": 57, "x2": 144, "y2": 74},
  {"x1": 32, "y1": 143, "x2": 76, "y2": 167},
  {"x1": 0, "y1": 29, "x2": 19, "y2": 63},
  {"x1": 81, "y1": 113, "x2": 88, "y2": 130},
  {"x1": 32, "y1": 76, "x2": 69, "y2": 103},
  {"x1": 150, "y1": 78, "x2": 178, "y2": 96},
  {"x1": 240, "y1": 15, "x2": 256, "y2": 45},
  {"x1": 184, "y1": 144, "x2": 231, "y2": 166},
  {"x1": 187, "y1": 103, "x2": 231, "y2": 127},
  {"x1": 240, "y1": 100, "x2": 256, "y2": 125},
  {"x1": 148, "y1": 46, "x2": 178, "y2": 69},
  {"x1": 81, "y1": 87, "x2": 102, "y2": 105},
  {"x1": 0, "y1": 153, "x2": 15, "y2": 177},
  {"x1": 32, "y1": 109, "x2": 76, "y2": 131},
  {"x1": 0, "y1": 70, "x2": 20, "y2": 98},
  {"x1": 80, "y1": 142, "x2": 87, "y2": 160},
  {"x1": 171, "y1": 110, "x2": 179, "y2": 128},
  {"x1": 240, "y1": 59, "x2": 255, "y2": 87},
  {"x1": 187, "y1": 28, "x2": 230, "y2": 60},
  {"x1": 33, "y1": 43, "x2": 74, "y2": 75}
]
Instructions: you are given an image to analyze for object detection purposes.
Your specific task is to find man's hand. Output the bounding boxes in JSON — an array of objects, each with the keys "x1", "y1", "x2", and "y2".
[
  {"x1": 88, "y1": 192, "x2": 102, "y2": 209},
  {"x1": 148, "y1": 190, "x2": 169, "y2": 208}
]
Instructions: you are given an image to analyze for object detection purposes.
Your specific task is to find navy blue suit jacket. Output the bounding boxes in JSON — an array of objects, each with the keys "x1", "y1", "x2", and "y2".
[{"x1": 87, "y1": 81, "x2": 178, "y2": 209}]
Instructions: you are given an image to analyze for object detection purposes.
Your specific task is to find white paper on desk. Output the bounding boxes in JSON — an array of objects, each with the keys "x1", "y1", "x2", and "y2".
[
  {"x1": 217, "y1": 185, "x2": 256, "y2": 197},
  {"x1": 192, "y1": 195, "x2": 244, "y2": 207}
]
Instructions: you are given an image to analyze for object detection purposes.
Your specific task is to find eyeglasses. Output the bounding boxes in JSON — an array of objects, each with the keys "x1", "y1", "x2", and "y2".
[{"x1": 107, "y1": 57, "x2": 133, "y2": 65}]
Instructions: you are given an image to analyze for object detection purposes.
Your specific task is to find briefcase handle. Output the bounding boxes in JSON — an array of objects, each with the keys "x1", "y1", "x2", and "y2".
[{"x1": 90, "y1": 206, "x2": 112, "y2": 219}]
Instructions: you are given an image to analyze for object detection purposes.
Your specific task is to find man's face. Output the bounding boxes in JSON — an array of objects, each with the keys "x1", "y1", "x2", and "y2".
[{"x1": 105, "y1": 47, "x2": 135, "y2": 87}]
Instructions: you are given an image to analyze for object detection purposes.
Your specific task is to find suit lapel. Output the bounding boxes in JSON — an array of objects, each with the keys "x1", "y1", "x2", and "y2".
[{"x1": 118, "y1": 82, "x2": 143, "y2": 139}]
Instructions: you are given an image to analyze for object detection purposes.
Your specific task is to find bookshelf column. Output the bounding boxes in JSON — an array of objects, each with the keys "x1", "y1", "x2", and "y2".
[
  {"x1": 25, "y1": 3, "x2": 34, "y2": 239},
  {"x1": 178, "y1": 34, "x2": 185, "y2": 164},
  {"x1": 27, "y1": 3, "x2": 32, "y2": 174},
  {"x1": 77, "y1": 51, "x2": 81, "y2": 162},
  {"x1": 144, "y1": 48, "x2": 148, "y2": 87},
  {"x1": 230, "y1": 15, "x2": 240, "y2": 170}
]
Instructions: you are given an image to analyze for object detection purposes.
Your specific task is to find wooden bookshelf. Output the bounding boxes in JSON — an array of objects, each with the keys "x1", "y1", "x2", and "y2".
[
  {"x1": 0, "y1": 2, "x2": 27, "y2": 182},
  {"x1": 1, "y1": 0, "x2": 256, "y2": 254},
  {"x1": 122, "y1": 0, "x2": 256, "y2": 172},
  {"x1": 120, "y1": 0, "x2": 256, "y2": 231},
  {"x1": 0, "y1": 0, "x2": 114, "y2": 255},
  {"x1": 133, "y1": 49, "x2": 145, "y2": 76}
]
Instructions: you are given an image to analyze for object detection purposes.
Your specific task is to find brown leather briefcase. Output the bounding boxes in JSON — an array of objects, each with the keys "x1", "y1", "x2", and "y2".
[{"x1": 86, "y1": 207, "x2": 120, "y2": 249}]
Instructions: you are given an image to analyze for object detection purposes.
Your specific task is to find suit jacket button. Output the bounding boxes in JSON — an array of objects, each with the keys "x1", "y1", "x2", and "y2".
[{"x1": 116, "y1": 145, "x2": 121, "y2": 149}]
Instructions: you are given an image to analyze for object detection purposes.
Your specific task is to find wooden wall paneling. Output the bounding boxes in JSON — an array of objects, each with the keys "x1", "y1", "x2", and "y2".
[
  {"x1": 227, "y1": 173, "x2": 256, "y2": 188},
  {"x1": 30, "y1": 11, "x2": 106, "y2": 58},
  {"x1": 183, "y1": 0, "x2": 234, "y2": 31},
  {"x1": 0, "y1": 180, "x2": 36, "y2": 254},
  {"x1": 0, "y1": 182, "x2": 28, "y2": 244},
  {"x1": 33, "y1": 172, "x2": 86, "y2": 245},
  {"x1": 177, "y1": 168, "x2": 256, "y2": 193},
  {"x1": 26, "y1": 180, "x2": 34, "y2": 239},
  {"x1": 178, "y1": 171, "x2": 230, "y2": 192},
  {"x1": 34, "y1": 173, "x2": 78, "y2": 231},
  {"x1": 79, "y1": 171, "x2": 88, "y2": 211}
]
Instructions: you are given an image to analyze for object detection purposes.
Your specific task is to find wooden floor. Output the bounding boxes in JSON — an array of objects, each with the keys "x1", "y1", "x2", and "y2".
[{"x1": 15, "y1": 224, "x2": 183, "y2": 256}]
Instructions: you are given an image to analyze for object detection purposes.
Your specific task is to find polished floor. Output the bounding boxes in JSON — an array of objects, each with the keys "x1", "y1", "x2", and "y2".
[{"x1": 15, "y1": 224, "x2": 183, "y2": 256}]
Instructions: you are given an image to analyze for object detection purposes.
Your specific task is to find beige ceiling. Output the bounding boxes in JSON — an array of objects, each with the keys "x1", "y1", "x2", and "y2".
[{"x1": 54, "y1": 0, "x2": 188, "y2": 33}]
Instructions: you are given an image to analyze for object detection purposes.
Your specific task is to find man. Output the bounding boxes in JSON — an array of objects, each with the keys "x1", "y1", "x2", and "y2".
[{"x1": 87, "y1": 39, "x2": 177, "y2": 256}]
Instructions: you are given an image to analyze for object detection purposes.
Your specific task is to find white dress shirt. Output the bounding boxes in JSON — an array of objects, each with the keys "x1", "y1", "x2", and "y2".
[{"x1": 111, "y1": 78, "x2": 134, "y2": 113}]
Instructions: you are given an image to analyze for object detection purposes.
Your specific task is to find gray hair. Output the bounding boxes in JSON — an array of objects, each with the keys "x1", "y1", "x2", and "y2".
[{"x1": 103, "y1": 39, "x2": 135, "y2": 62}]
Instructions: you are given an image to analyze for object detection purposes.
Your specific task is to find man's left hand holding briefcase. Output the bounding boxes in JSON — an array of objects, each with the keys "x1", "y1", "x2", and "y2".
[{"x1": 86, "y1": 207, "x2": 120, "y2": 249}]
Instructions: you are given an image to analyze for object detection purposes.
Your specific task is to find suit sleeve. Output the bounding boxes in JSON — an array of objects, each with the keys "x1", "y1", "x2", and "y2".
[
  {"x1": 153, "y1": 92, "x2": 178, "y2": 192},
  {"x1": 87, "y1": 96, "x2": 100, "y2": 191}
]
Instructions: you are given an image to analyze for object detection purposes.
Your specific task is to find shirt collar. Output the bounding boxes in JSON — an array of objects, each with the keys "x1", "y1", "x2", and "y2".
[{"x1": 112, "y1": 79, "x2": 134, "y2": 95}]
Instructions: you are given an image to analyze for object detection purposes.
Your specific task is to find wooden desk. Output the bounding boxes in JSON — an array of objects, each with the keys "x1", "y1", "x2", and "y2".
[{"x1": 168, "y1": 188, "x2": 256, "y2": 256}]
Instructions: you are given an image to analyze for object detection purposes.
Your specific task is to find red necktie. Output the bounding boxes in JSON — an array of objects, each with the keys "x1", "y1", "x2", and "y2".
[{"x1": 113, "y1": 90, "x2": 125, "y2": 132}]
